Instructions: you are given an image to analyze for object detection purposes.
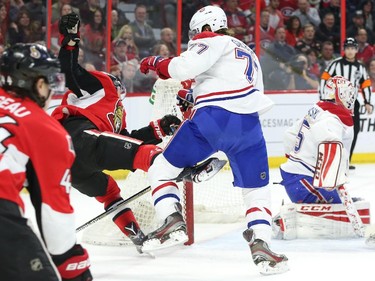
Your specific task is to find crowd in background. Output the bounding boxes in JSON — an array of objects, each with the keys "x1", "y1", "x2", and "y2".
[{"x1": 1, "y1": 0, "x2": 375, "y2": 93}]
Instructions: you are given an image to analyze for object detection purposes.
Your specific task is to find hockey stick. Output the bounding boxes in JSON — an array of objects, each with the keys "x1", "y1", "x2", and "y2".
[
  {"x1": 337, "y1": 185, "x2": 366, "y2": 237},
  {"x1": 76, "y1": 185, "x2": 151, "y2": 233}
]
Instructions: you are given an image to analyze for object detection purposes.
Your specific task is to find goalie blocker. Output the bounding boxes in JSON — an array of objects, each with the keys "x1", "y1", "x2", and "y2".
[
  {"x1": 272, "y1": 201, "x2": 370, "y2": 239},
  {"x1": 313, "y1": 141, "x2": 346, "y2": 190}
]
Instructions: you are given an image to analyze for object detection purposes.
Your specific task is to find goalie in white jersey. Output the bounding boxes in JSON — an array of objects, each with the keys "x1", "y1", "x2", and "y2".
[
  {"x1": 280, "y1": 76, "x2": 356, "y2": 203},
  {"x1": 140, "y1": 5, "x2": 288, "y2": 275},
  {"x1": 275, "y1": 76, "x2": 370, "y2": 240}
]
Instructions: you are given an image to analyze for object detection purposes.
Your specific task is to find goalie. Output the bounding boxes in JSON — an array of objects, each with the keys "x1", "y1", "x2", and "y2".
[{"x1": 275, "y1": 76, "x2": 370, "y2": 239}]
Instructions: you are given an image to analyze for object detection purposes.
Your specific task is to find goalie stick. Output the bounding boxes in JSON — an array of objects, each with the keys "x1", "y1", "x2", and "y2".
[{"x1": 337, "y1": 185, "x2": 366, "y2": 237}]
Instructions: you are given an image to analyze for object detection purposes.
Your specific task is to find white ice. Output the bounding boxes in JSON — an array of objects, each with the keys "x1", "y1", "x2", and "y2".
[{"x1": 22, "y1": 164, "x2": 375, "y2": 281}]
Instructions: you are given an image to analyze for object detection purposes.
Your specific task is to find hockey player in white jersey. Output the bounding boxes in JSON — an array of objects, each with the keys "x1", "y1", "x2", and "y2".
[
  {"x1": 139, "y1": 5, "x2": 288, "y2": 275},
  {"x1": 275, "y1": 76, "x2": 370, "y2": 239}
]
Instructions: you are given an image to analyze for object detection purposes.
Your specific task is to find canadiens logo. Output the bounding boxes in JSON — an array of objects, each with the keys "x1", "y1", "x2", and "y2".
[{"x1": 107, "y1": 100, "x2": 124, "y2": 133}]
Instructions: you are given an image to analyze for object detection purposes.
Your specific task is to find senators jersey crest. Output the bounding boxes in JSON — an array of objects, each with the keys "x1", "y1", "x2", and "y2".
[{"x1": 107, "y1": 99, "x2": 124, "y2": 133}]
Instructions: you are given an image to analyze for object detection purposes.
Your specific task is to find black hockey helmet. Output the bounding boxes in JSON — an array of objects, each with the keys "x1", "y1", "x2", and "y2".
[
  {"x1": 102, "y1": 72, "x2": 126, "y2": 96},
  {"x1": 343, "y1": 37, "x2": 358, "y2": 49},
  {"x1": 0, "y1": 43, "x2": 65, "y2": 93}
]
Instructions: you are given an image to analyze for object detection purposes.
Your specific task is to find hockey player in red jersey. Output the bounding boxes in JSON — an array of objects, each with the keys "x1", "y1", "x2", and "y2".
[{"x1": 0, "y1": 43, "x2": 92, "y2": 281}]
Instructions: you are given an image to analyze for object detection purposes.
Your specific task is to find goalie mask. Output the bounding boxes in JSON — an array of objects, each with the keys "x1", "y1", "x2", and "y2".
[
  {"x1": 189, "y1": 5, "x2": 227, "y2": 39},
  {"x1": 321, "y1": 76, "x2": 356, "y2": 112}
]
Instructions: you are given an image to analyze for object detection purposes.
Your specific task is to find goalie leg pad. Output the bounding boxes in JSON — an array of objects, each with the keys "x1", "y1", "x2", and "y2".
[{"x1": 273, "y1": 202, "x2": 370, "y2": 239}]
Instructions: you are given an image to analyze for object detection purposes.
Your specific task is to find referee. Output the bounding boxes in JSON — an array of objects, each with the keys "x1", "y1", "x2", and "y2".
[{"x1": 320, "y1": 37, "x2": 373, "y2": 170}]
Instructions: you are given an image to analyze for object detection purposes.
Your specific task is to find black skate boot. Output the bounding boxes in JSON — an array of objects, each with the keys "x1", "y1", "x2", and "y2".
[
  {"x1": 169, "y1": 157, "x2": 227, "y2": 183},
  {"x1": 243, "y1": 228, "x2": 289, "y2": 275},
  {"x1": 124, "y1": 221, "x2": 146, "y2": 254},
  {"x1": 142, "y1": 203, "x2": 188, "y2": 252}
]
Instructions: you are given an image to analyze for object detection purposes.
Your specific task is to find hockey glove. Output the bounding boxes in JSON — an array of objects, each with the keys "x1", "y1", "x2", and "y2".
[
  {"x1": 59, "y1": 13, "x2": 81, "y2": 47},
  {"x1": 140, "y1": 56, "x2": 165, "y2": 74},
  {"x1": 52, "y1": 244, "x2": 92, "y2": 281},
  {"x1": 177, "y1": 88, "x2": 194, "y2": 113},
  {"x1": 150, "y1": 115, "x2": 181, "y2": 139}
]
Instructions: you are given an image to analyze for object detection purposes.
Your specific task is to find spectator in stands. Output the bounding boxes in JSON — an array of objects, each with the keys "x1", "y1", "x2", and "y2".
[
  {"x1": 361, "y1": 0, "x2": 375, "y2": 32},
  {"x1": 105, "y1": 0, "x2": 130, "y2": 27},
  {"x1": 8, "y1": 9, "x2": 43, "y2": 44},
  {"x1": 113, "y1": 24, "x2": 140, "y2": 61},
  {"x1": 0, "y1": 3, "x2": 8, "y2": 45},
  {"x1": 158, "y1": 27, "x2": 177, "y2": 56},
  {"x1": 285, "y1": 15, "x2": 303, "y2": 47},
  {"x1": 308, "y1": 0, "x2": 321, "y2": 9},
  {"x1": 278, "y1": 0, "x2": 298, "y2": 24},
  {"x1": 79, "y1": 0, "x2": 101, "y2": 26},
  {"x1": 0, "y1": 44, "x2": 4, "y2": 57},
  {"x1": 222, "y1": 0, "x2": 251, "y2": 44},
  {"x1": 111, "y1": 9, "x2": 121, "y2": 41},
  {"x1": 152, "y1": 43, "x2": 170, "y2": 58},
  {"x1": 239, "y1": 0, "x2": 267, "y2": 25},
  {"x1": 51, "y1": 0, "x2": 80, "y2": 23},
  {"x1": 305, "y1": 48, "x2": 321, "y2": 79},
  {"x1": 288, "y1": 53, "x2": 319, "y2": 89},
  {"x1": 81, "y1": 7, "x2": 106, "y2": 70},
  {"x1": 25, "y1": 0, "x2": 46, "y2": 32},
  {"x1": 129, "y1": 4, "x2": 156, "y2": 59},
  {"x1": 51, "y1": 3, "x2": 73, "y2": 54},
  {"x1": 318, "y1": 40, "x2": 337, "y2": 73},
  {"x1": 347, "y1": 10, "x2": 375, "y2": 44},
  {"x1": 121, "y1": 59, "x2": 139, "y2": 93},
  {"x1": 111, "y1": 39, "x2": 129, "y2": 67},
  {"x1": 355, "y1": 28, "x2": 375, "y2": 66},
  {"x1": 248, "y1": 9, "x2": 275, "y2": 51},
  {"x1": 315, "y1": 12, "x2": 340, "y2": 54},
  {"x1": 319, "y1": 0, "x2": 340, "y2": 30},
  {"x1": 291, "y1": 0, "x2": 321, "y2": 28},
  {"x1": 262, "y1": 26, "x2": 297, "y2": 89},
  {"x1": 9, "y1": 0, "x2": 25, "y2": 23},
  {"x1": 295, "y1": 23, "x2": 321, "y2": 55},
  {"x1": 267, "y1": 0, "x2": 285, "y2": 31}
]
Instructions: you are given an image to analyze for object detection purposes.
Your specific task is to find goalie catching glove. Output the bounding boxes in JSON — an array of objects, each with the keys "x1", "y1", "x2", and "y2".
[
  {"x1": 52, "y1": 244, "x2": 92, "y2": 281},
  {"x1": 150, "y1": 115, "x2": 181, "y2": 139},
  {"x1": 59, "y1": 12, "x2": 80, "y2": 47}
]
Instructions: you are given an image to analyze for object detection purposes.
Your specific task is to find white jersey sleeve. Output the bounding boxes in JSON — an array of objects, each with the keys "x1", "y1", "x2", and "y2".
[{"x1": 168, "y1": 33, "x2": 273, "y2": 115}]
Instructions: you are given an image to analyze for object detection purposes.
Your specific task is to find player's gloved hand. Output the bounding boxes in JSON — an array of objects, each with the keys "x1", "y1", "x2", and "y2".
[
  {"x1": 140, "y1": 56, "x2": 166, "y2": 74},
  {"x1": 150, "y1": 115, "x2": 181, "y2": 139},
  {"x1": 52, "y1": 244, "x2": 92, "y2": 281},
  {"x1": 59, "y1": 13, "x2": 81, "y2": 47},
  {"x1": 177, "y1": 88, "x2": 194, "y2": 113}
]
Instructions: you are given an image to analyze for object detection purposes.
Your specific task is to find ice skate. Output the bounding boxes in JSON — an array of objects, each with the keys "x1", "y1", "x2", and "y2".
[
  {"x1": 142, "y1": 203, "x2": 188, "y2": 253},
  {"x1": 243, "y1": 228, "x2": 289, "y2": 275},
  {"x1": 125, "y1": 221, "x2": 147, "y2": 254},
  {"x1": 172, "y1": 157, "x2": 227, "y2": 183}
]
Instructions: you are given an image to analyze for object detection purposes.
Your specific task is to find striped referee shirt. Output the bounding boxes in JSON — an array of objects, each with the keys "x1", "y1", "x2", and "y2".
[{"x1": 320, "y1": 57, "x2": 372, "y2": 104}]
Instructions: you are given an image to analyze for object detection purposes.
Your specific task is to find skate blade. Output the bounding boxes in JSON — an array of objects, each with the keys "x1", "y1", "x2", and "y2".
[
  {"x1": 142, "y1": 230, "x2": 188, "y2": 253},
  {"x1": 365, "y1": 236, "x2": 375, "y2": 248},
  {"x1": 257, "y1": 261, "x2": 289, "y2": 275}
]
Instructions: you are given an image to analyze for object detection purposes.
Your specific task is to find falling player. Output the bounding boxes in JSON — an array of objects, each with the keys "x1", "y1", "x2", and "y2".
[
  {"x1": 139, "y1": 5, "x2": 289, "y2": 275},
  {"x1": 0, "y1": 43, "x2": 92, "y2": 281}
]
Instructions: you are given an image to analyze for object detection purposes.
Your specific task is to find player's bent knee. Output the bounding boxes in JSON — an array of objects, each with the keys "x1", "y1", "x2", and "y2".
[{"x1": 148, "y1": 154, "x2": 182, "y2": 186}]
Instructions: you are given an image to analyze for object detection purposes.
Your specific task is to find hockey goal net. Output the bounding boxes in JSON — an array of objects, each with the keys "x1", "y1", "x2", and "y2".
[{"x1": 80, "y1": 79, "x2": 246, "y2": 247}]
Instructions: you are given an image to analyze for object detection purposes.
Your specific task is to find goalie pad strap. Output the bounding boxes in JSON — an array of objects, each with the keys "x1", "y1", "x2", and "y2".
[{"x1": 313, "y1": 141, "x2": 344, "y2": 189}]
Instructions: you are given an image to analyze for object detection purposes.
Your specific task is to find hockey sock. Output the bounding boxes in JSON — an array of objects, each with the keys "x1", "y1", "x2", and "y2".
[
  {"x1": 95, "y1": 176, "x2": 122, "y2": 210},
  {"x1": 112, "y1": 208, "x2": 140, "y2": 237}
]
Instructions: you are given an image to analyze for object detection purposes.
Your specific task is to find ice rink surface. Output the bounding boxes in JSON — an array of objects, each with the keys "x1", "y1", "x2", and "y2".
[{"x1": 24, "y1": 164, "x2": 375, "y2": 280}]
